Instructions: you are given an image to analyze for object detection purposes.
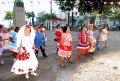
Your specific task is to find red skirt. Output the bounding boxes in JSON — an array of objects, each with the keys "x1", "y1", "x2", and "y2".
[{"x1": 59, "y1": 44, "x2": 72, "y2": 51}]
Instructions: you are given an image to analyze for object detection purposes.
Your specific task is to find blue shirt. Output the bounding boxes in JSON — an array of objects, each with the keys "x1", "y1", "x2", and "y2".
[
  {"x1": 34, "y1": 31, "x2": 45, "y2": 48},
  {"x1": 10, "y1": 31, "x2": 17, "y2": 47}
]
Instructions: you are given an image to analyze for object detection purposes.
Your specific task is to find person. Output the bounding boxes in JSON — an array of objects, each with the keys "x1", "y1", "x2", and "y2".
[
  {"x1": 0, "y1": 36, "x2": 4, "y2": 64},
  {"x1": 102, "y1": 26, "x2": 109, "y2": 48},
  {"x1": 33, "y1": 25, "x2": 37, "y2": 31},
  {"x1": 10, "y1": 25, "x2": 15, "y2": 34},
  {"x1": 77, "y1": 26, "x2": 90, "y2": 61},
  {"x1": 34, "y1": 26, "x2": 47, "y2": 57},
  {"x1": 58, "y1": 26, "x2": 72, "y2": 68},
  {"x1": 54, "y1": 24, "x2": 62, "y2": 54},
  {"x1": 0, "y1": 24, "x2": 4, "y2": 34},
  {"x1": 11, "y1": 25, "x2": 38, "y2": 79},
  {"x1": 9, "y1": 27, "x2": 20, "y2": 62},
  {"x1": 94, "y1": 27, "x2": 103, "y2": 50},
  {"x1": 41, "y1": 24, "x2": 47, "y2": 45},
  {"x1": 0, "y1": 27, "x2": 11, "y2": 50},
  {"x1": 88, "y1": 24, "x2": 95, "y2": 54}
]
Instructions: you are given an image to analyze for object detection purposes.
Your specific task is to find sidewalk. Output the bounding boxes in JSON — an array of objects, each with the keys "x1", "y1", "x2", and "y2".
[{"x1": 0, "y1": 30, "x2": 120, "y2": 81}]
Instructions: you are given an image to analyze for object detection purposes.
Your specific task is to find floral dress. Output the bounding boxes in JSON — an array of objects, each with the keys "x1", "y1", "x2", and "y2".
[
  {"x1": 11, "y1": 35, "x2": 38, "y2": 74},
  {"x1": 58, "y1": 33, "x2": 72, "y2": 58},
  {"x1": 77, "y1": 32, "x2": 90, "y2": 50}
]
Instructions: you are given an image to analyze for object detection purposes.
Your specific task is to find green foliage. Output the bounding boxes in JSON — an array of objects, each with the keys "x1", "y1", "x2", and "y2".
[
  {"x1": 111, "y1": 13, "x2": 120, "y2": 20},
  {"x1": 37, "y1": 11, "x2": 57, "y2": 22},
  {"x1": 92, "y1": 11, "x2": 98, "y2": 17},
  {"x1": 4, "y1": 11, "x2": 13, "y2": 27},
  {"x1": 55, "y1": 0, "x2": 76, "y2": 12},
  {"x1": 4, "y1": 11, "x2": 13, "y2": 20},
  {"x1": 25, "y1": 12, "x2": 32, "y2": 19},
  {"x1": 14, "y1": 0, "x2": 24, "y2": 7}
]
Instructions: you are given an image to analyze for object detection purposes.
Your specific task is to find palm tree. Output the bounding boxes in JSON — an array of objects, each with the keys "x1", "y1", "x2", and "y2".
[
  {"x1": 25, "y1": 12, "x2": 32, "y2": 24},
  {"x1": 4, "y1": 11, "x2": 13, "y2": 27}
]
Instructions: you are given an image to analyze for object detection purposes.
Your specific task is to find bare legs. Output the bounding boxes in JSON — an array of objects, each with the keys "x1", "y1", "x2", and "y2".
[{"x1": 60, "y1": 56, "x2": 72, "y2": 67}]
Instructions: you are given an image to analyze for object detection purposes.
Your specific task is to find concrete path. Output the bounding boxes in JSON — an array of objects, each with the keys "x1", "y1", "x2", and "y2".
[{"x1": 0, "y1": 30, "x2": 120, "y2": 81}]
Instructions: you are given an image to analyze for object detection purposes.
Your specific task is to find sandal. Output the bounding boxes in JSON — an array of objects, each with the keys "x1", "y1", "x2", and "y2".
[
  {"x1": 60, "y1": 64, "x2": 65, "y2": 68},
  {"x1": 68, "y1": 61, "x2": 73, "y2": 63}
]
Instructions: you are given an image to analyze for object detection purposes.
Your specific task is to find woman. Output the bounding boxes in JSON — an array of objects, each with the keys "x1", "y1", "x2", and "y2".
[
  {"x1": 34, "y1": 26, "x2": 47, "y2": 57},
  {"x1": 77, "y1": 26, "x2": 90, "y2": 61},
  {"x1": 9, "y1": 27, "x2": 20, "y2": 62},
  {"x1": 11, "y1": 25, "x2": 38, "y2": 79},
  {"x1": 55, "y1": 24, "x2": 62, "y2": 54},
  {"x1": 58, "y1": 26, "x2": 72, "y2": 68}
]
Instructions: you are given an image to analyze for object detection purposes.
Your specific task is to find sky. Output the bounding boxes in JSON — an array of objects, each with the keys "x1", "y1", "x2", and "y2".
[{"x1": 0, "y1": 0, "x2": 59, "y2": 27}]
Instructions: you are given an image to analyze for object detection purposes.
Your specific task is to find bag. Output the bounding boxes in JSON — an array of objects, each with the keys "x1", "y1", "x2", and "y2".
[{"x1": 59, "y1": 44, "x2": 72, "y2": 51}]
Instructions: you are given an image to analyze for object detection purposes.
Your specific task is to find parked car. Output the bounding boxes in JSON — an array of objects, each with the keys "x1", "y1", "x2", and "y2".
[{"x1": 110, "y1": 25, "x2": 117, "y2": 29}]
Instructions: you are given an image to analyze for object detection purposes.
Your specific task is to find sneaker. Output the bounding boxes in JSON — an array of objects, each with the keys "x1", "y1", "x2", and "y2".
[
  {"x1": 31, "y1": 72, "x2": 38, "y2": 76},
  {"x1": 25, "y1": 74, "x2": 29, "y2": 79}
]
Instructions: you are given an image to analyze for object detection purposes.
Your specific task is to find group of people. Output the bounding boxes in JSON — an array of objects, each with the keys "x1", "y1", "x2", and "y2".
[
  {"x1": 0, "y1": 24, "x2": 47, "y2": 79},
  {"x1": 0, "y1": 23, "x2": 108, "y2": 79},
  {"x1": 54, "y1": 24, "x2": 108, "y2": 67}
]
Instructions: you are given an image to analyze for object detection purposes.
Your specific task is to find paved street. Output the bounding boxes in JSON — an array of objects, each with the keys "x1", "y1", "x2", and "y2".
[{"x1": 0, "y1": 30, "x2": 120, "y2": 81}]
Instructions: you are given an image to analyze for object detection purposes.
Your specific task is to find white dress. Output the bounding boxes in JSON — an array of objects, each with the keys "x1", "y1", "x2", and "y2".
[
  {"x1": 102, "y1": 29, "x2": 108, "y2": 41},
  {"x1": 11, "y1": 35, "x2": 38, "y2": 74}
]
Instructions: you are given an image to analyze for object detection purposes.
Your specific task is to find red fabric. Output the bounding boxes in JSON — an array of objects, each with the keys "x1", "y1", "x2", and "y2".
[
  {"x1": 59, "y1": 44, "x2": 72, "y2": 51},
  {"x1": 25, "y1": 24, "x2": 31, "y2": 28},
  {"x1": 16, "y1": 47, "x2": 30, "y2": 61},
  {"x1": 55, "y1": 30, "x2": 62, "y2": 43},
  {"x1": 78, "y1": 32, "x2": 89, "y2": 46}
]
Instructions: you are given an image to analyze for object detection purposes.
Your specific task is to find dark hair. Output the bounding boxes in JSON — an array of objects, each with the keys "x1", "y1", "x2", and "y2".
[
  {"x1": 63, "y1": 26, "x2": 69, "y2": 33},
  {"x1": 15, "y1": 27, "x2": 20, "y2": 32},
  {"x1": 40, "y1": 24, "x2": 44, "y2": 27},
  {"x1": 56, "y1": 24, "x2": 60, "y2": 28},
  {"x1": 37, "y1": 26, "x2": 42, "y2": 29},
  {"x1": 0, "y1": 25, "x2": 3, "y2": 28},
  {"x1": 80, "y1": 26, "x2": 85, "y2": 32}
]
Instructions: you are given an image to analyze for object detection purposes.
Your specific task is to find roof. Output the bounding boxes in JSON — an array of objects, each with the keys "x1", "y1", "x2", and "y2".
[{"x1": 47, "y1": 18, "x2": 66, "y2": 22}]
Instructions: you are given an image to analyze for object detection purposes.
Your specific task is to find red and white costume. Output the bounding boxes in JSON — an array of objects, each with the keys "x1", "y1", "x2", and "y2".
[
  {"x1": 11, "y1": 25, "x2": 38, "y2": 74},
  {"x1": 58, "y1": 33, "x2": 72, "y2": 58}
]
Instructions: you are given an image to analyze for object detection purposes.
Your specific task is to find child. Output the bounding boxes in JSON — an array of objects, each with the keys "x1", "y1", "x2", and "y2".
[
  {"x1": 0, "y1": 36, "x2": 4, "y2": 64},
  {"x1": 1, "y1": 28, "x2": 11, "y2": 50}
]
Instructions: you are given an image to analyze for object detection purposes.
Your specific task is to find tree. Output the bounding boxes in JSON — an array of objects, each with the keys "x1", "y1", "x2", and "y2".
[
  {"x1": 4, "y1": 11, "x2": 13, "y2": 27},
  {"x1": 25, "y1": 12, "x2": 33, "y2": 24},
  {"x1": 37, "y1": 11, "x2": 57, "y2": 22}
]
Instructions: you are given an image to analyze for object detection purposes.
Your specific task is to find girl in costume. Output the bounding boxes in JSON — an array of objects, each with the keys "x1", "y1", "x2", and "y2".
[
  {"x1": 1, "y1": 27, "x2": 11, "y2": 50},
  {"x1": 11, "y1": 25, "x2": 38, "y2": 79},
  {"x1": 88, "y1": 24, "x2": 95, "y2": 54},
  {"x1": 9, "y1": 27, "x2": 20, "y2": 62},
  {"x1": 101, "y1": 26, "x2": 109, "y2": 48},
  {"x1": 77, "y1": 26, "x2": 90, "y2": 61},
  {"x1": 55, "y1": 24, "x2": 62, "y2": 54}
]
